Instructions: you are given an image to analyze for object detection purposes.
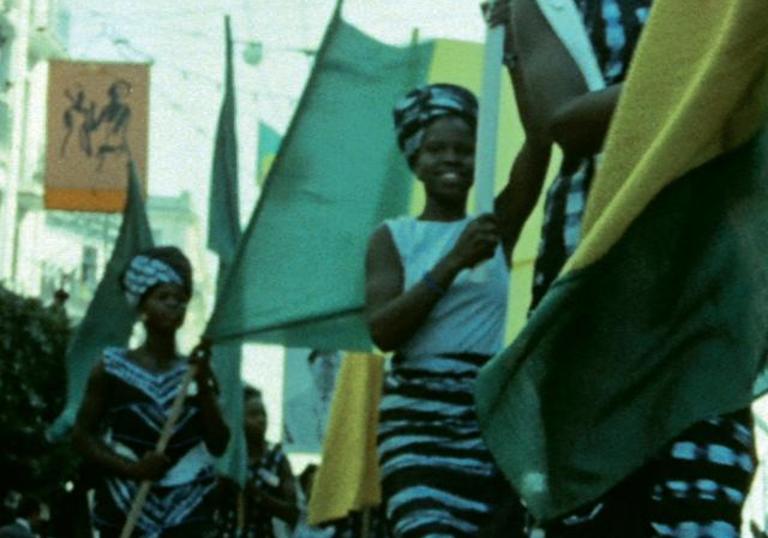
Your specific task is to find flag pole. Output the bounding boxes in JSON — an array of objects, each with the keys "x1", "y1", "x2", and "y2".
[
  {"x1": 118, "y1": 341, "x2": 209, "y2": 537},
  {"x1": 473, "y1": 1, "x2": 505, "y2": 214}
]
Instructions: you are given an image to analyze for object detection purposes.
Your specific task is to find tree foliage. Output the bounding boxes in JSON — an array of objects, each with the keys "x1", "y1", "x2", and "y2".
[{"x1": 0, "y1": 286, "x2": 79, "y2": 499}]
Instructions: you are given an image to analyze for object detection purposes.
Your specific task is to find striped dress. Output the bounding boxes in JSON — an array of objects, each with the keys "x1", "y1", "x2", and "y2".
[
  {"x1": 216, "y1": 442, "x2": 291, "y2": 538},
  {"x1": 378, "y1": 217, "x2": 515, "y2": 538},
  {"x1": 91, "y1": 347, "x2": 217, "y2": 538},
  {"x1": 529, "y1": 1, "x2": 756, "y2": 536}
]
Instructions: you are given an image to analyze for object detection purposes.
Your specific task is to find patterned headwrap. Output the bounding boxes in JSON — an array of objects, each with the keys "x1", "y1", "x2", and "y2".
[
  {"x1": 121, "y1": 246, "x2": 192, "y2": 307},
  {"x1": 393, "y1": 83, "x2": 479, "y2": 168}
]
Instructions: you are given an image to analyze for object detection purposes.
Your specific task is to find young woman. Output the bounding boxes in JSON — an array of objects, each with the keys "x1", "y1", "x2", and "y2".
[
  {"x1": 73, "y1": 246, "x2": 230, "y2": 537},
  {"x1": 365, "y1": 83, "x2": 523, "y2": 538}
]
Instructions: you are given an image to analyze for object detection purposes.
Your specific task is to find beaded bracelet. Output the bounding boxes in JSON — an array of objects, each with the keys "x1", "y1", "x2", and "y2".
[{"x1": 423, "y1": 271, "x2": 447, "y2": 296}]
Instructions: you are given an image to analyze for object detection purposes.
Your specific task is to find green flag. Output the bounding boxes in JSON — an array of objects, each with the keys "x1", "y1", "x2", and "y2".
[
  {"x1": 207, "y1": 15, "x2": 241, "y2": 264},
  {"x1": 475, "y1": 0, "x2": 768, "y2": 520},
  {"x1": 206, "y1": 10, "x2": 434, "y2": 349},
  {"x1": 207, "y1": 15, "x2": 246, "y2": 485},
  {"x1": 48, "y1": 161, "x2": 154, "y2": 440}
]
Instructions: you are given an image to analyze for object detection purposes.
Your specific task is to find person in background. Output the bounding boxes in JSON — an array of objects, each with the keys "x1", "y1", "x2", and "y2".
[
  {"x1": 218, "y1": 386, "x2": 299, "y2": 537},
  {"x1": 292, "y1": 464, "x2": 335, "y2": 538},
  {"x1": 0, "y1": 497, "x2": 48, "y2": 538},
  {"x1": 73, "y1": 246, "x2": 229, "y2": 537},
  {"x1": 283, "y1": 350, "x2": 342, "y2": 452}
]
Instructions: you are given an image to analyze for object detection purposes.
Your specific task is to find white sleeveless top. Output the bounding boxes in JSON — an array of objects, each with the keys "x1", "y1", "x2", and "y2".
[{"x1": 385, "y1": 216, "x2": 510, "y2": 359}]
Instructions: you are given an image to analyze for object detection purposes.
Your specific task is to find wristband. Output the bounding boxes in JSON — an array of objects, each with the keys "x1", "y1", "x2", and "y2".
[{"x1": 423, "y1": 271, "x2": 447, "y2": 296}]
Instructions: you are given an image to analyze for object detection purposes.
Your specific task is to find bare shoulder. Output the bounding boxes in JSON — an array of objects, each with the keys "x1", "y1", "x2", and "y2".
[
  {"x1": 366, "y1": 223, "x2": 399, "y2": 267},
  {"x1": 365, "y1": 222, "x2": 404, "y2": 309}
]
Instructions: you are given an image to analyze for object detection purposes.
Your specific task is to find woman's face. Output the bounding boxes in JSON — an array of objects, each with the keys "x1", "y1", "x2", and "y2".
[
  {"x1": 244, "y1": 396, "x2": 268, "y2": 441},
  {"x1": 414, "y1": 115, "x2": 475, "y2": 207},
  {"x1": 140, "y1": 283, "x2": 189, "y2": 333}
]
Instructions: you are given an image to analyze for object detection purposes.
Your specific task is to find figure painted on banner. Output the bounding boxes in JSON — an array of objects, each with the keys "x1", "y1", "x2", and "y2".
[
  {"x1": 283, "y1": 350, "x2": 343, "y2": 452},
  {"x1": 91, "y1": 79, "x2": 133, "y2": 171},
  {"x1": 60, "y1": 83, "x2": 96, "y2": 158},
  {"x1": 0, "y1": 497, "x2": 48, "y2": 538},
  {"x1": 485, "y1": 1, "x2": 755, "y2": 536},
  {"x1": 72, "y1": 246, "x2": 230, "y2": 538},
  {"x1": 217, "y1": 386, "x2": 299, "y2": 538},
  {"x1": 58, "y1": 78, "x2": 133, "y2": 171},
  {"x1": 364, "y1": 83, "x2": 523, "y2": 537}
]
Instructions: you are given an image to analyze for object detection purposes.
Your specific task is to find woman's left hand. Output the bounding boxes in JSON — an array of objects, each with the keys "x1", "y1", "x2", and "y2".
[
  {"x1": 189, "y1": 339, "x2": 216, "y2": 393},
  {"x1": 481, "y1": 0, "x2": 512, "y2": 29}
]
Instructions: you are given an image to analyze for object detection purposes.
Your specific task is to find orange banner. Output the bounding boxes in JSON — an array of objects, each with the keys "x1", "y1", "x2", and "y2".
[{"x1": 45, "y1": 60, "x2": 150, "y2": 212}]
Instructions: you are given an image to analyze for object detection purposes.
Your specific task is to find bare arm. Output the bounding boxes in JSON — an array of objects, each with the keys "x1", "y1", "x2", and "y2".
[
  {"x1": 365, "y1": 218, "x2": 499, "y2": 352},
  {"x1": 550, "y1": 83, "x2": 622, "y2": 158},
  {"x1": 249, "y1": 455, "x2": 299, "y2": 527},
  {"x1": 495, "y1": 139, "x2": 551, "y2": 260},
  {"x1": 72, "y1": 363, "x2": 170, "y2": 481},
  {"x1": 193, "y1": 383, "x2": 230, "y2": 457},
  {"x1": 190, "y1": 344, "x2": 230, "y2": 457},
  {"x1": 490, "y1": 0, "x2": 587, "y2": 257}
]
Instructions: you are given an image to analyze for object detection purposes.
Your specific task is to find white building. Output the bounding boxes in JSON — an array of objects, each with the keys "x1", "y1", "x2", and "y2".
[
  {"x1": 0, "y1": 0, "x2": 68, "y2": 284},
  {"x1": 14, "y1": 192, "x2": 213, "y2": 352}
]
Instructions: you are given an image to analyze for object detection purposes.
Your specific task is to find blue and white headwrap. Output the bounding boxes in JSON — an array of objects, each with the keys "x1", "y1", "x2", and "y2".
[
  {"x1": 122, "y1": 254, "x2": 185, "y2": 307},
  {"x1": 393, "y1": 83, "x2": 478, "y2": 168}
]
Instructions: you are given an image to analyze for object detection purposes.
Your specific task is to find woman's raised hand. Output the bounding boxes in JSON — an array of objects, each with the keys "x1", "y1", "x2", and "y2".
[{"x1": 448, "y1": 213, "x2": 500, "y2": 269}]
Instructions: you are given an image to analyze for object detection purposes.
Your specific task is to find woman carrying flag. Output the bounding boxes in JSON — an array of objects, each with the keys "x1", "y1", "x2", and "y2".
[
  {"x1": 73, "y1": 247, "x2": 230, "y2": 537},
  {"x1": 364, "y1": 83, "x2": 523, "y2": 537}
]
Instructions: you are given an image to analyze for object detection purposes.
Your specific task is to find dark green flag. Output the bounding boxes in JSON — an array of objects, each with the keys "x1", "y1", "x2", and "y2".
[
  {"x1": 206, "y1": 10, "x2": 433, "y2": 349},
  {"x1": 49, "y1": 161, "x2": 154, "y2": 440},
  {"x1": 208, "y1": 15, "x2": 246, "y2": 485}
]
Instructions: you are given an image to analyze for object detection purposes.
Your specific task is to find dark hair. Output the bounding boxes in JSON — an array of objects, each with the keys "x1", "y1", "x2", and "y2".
[
  {"x1": 308, "y1": 349, "x2": 337, "y2": 365},
  {"x1": 243, "y1": 385, "x2": 263, "y2": 402},
  {"x1": 17, "y1": 496, "x2": 42, "y2": 518}
]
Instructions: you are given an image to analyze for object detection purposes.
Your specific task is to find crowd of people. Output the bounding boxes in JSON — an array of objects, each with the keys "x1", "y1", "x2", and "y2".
[{"x1": 6, "y1": 0, "x2": 767, "y2": 536}]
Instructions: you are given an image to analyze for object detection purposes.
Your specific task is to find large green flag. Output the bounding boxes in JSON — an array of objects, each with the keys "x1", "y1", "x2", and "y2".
[
  {"x1": 207, "y1": 16, "x2": 246, "y2": 485},
  {"x1": 49, "y1": 162, "x2": 154, "y2": 440},
  {"x1": 205, "y1": 9, "x2": 434, "y2": 349},
  {"x1": 475, "y1": 0, "x2": 768, "y2": 520}
]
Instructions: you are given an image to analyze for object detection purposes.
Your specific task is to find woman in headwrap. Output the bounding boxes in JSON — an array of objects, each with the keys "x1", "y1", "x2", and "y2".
[
  {"x1": 484, "y1": 1, "x2": 755, "y2": 536},
  {"x1": 73, "y1": 246, "x2": 230, "y2": 537},
  {"x1": 364, "y1": 83, "x2": 523, "y2": 537}
]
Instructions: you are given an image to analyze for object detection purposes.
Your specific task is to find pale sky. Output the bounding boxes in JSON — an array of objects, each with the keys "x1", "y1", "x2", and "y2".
[
  {"x1": 68, "y1": 0, "x2": 488, "y2": 223},
  {"x1": 66, "y1": 0, "x2": 489, "y2": 449}
]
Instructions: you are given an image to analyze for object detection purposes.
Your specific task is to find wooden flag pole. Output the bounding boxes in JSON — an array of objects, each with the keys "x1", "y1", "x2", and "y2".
[
  {"x1": 118, "y1": 340, "x2": 211, "y2": 538},
  {"x1": 473, "y1": 1, "x2": 506, "y2": 215}
]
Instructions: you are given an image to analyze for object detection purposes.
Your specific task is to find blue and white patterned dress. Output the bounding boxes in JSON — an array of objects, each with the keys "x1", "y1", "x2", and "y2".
[
  {"x1": 91, "y1": 347, "x2": 217, "y2": 537},
  {"x1": 530, "y1": 2, "x2": 756, "y2": 537}
]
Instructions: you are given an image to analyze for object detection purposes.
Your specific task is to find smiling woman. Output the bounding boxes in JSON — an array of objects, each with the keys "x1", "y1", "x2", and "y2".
[{"x1": 363, "y1": 83, "x2": 523, "y2": 537}]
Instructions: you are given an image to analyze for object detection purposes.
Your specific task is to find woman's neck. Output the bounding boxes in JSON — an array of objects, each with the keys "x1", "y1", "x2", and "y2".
[
  {"x1": 139, "y1": 332, "x2": 178, "y2": 368},
  {"x1": 419, "y1": 200, "x2": 467, "y2": 222},
  {"x1": 247, "y1": 437, "x2": 266, "y2": 460}
]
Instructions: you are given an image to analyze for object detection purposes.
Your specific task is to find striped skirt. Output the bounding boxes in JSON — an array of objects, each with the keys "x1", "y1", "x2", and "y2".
[
  {"x1": 541, "y1": 408, "x2": 756, "y2": 537},
  {"x1": 377, "y1": 353, "x2": 512, "y2": 538}
]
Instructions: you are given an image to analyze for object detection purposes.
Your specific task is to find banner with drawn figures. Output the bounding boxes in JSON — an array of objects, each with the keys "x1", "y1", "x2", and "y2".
[{"x1": 45, "y1": 60, "x2": 150, "y2": 212}]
